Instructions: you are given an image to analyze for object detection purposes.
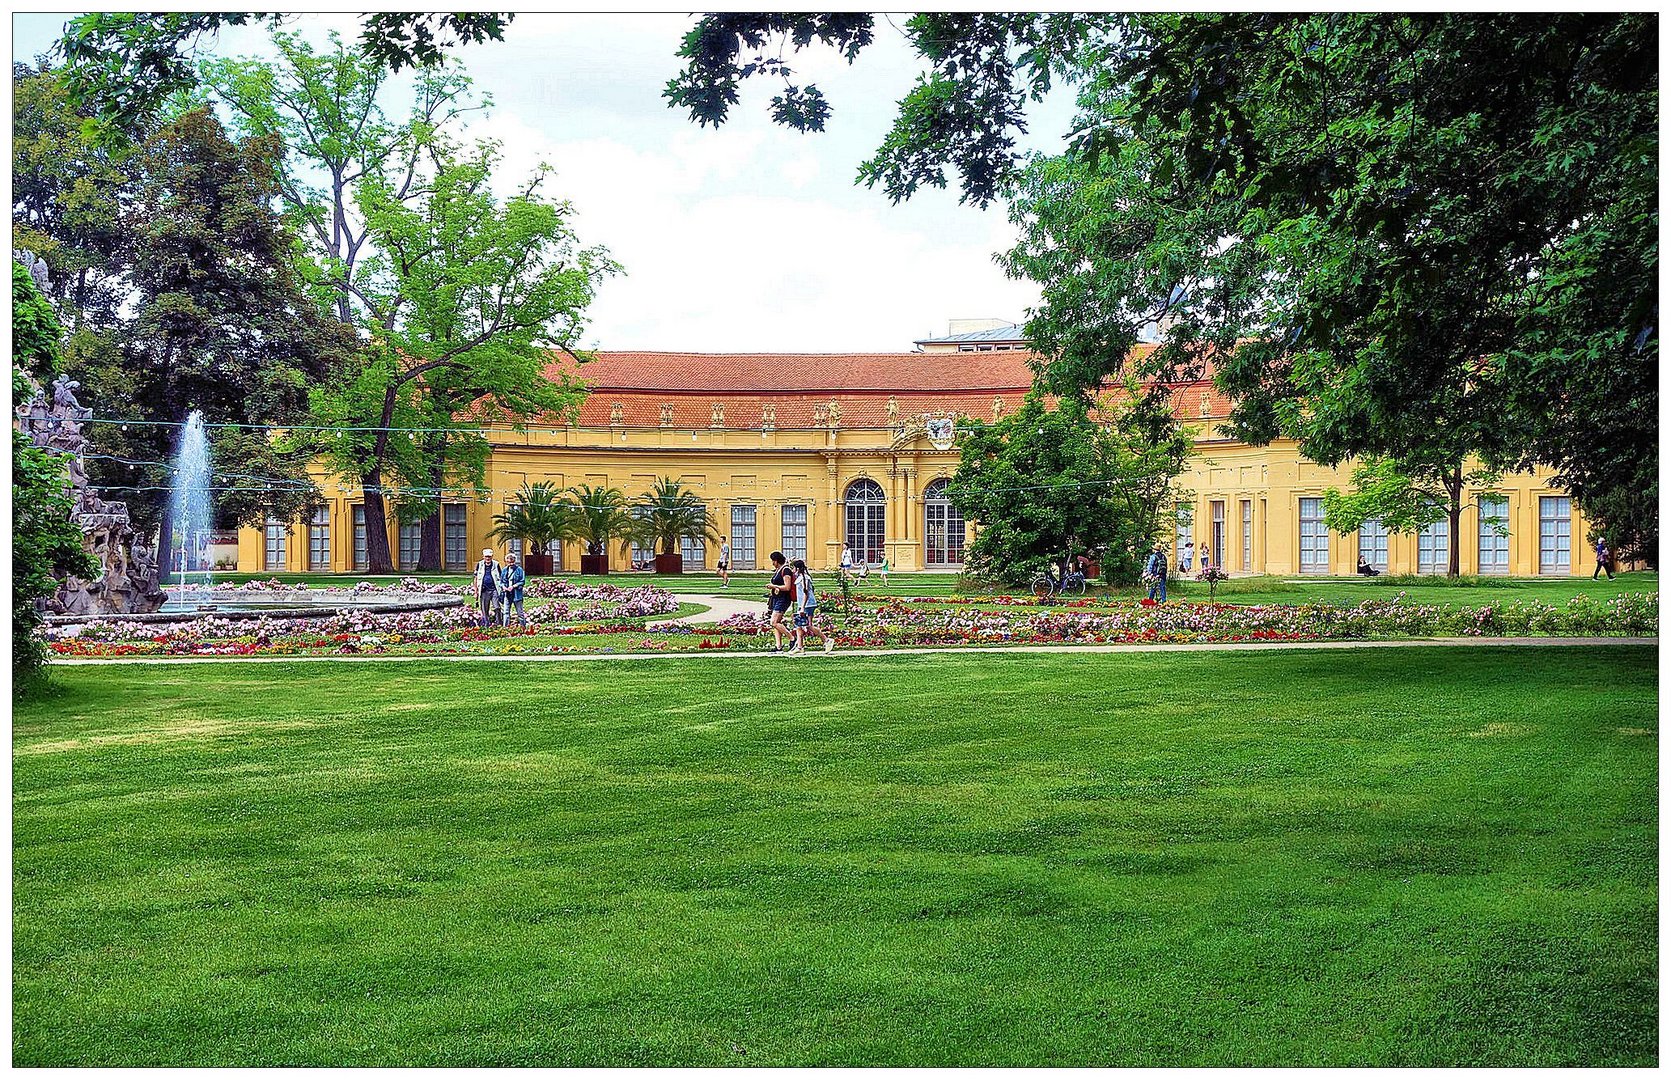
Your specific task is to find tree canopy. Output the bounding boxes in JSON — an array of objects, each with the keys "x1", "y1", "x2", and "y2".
[
  {"x1": 676, "y1": 13, "x2": 1657, "y2": 563},
  {"x1": 56, "y1": 12, "x2": 513, "y2": 131}
]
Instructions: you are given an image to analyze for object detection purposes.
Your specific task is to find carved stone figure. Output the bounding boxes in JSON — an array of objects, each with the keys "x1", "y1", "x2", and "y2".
[
  {"x1": 14, "y1": 374, "x2": 165, "y2": 614},
  {"x1": 827, "y1": 399, "x2": 841, "y2": 429},
  {"x1": 761, "y1": 403, "x2": 776, "y2": 431},
  {"x1": 609, "y1": 402, "x2": 623, "y2": 426},
  {"x1": 812, "y1": 403, "x2": 829, "y2": 426},
  {"x1": 886, "y1": 396, "x2": 899, "y2": 427},
  {"x1": 711, "y1": 402, "x2": 725, "y2": 428},
  {"x1": 992, "y1": 396, "x2": 1006, "y2": 422},
  {"x1": 659, "y1": 403, "x2": 673, "y2": 427}
]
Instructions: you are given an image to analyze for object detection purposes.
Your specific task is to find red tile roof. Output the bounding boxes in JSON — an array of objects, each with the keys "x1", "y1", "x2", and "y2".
[
  {"x1": 553, "y1": 350, "x2": 1043, "y2": 392},
  {"x1": 531, "y1": 344, "x2": 1234, "y2": 430}
]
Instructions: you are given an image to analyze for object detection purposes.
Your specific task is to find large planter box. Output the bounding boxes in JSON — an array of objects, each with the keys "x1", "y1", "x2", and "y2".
[
  {"x1": 523, "y1": 553, "x2": 554, "y2": 577},
  {"x1": 580, "y1": 554, "x2": 608, "y2": 575},
  {"x1": 653, "y1": 553, "x2": 684, "y2": 575}
]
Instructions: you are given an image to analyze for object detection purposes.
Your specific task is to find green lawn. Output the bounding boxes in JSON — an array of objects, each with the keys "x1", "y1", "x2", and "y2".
[{"x1": 14, "y1": 648, "x2": 1656, "y2": 1065}]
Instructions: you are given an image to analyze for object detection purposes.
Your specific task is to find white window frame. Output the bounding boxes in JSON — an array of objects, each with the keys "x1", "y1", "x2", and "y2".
[
  {"x1": 1539, "y1": 496, "x2": 1571, "y2": 574},
  {"x1": 730, "y1": 505, "x2": 757, "y2": 570},
  {"x1": 1478, "y1": 496, "x2": 1510, "y2": 575},
  {"x1": 443, "y1": 504, "x2": 468, "y2": 570},
  {"x1": 1418, "y1": 518, "x2": 1450, "y2": 574},
  {"x1": 1358, "y1": 518, "x2": 1390, "y2": 572},
  {"x1": 264, "y1": 517, "x2": 288, "y2": 572},
  {"x1": 398, "y1": 520, "x2": 422, "y2": 571},
  {"x1": 352, "y1": 506, "x2": 368, "y2": 571},
  {"x1": 1298, "y1": 497, "x2": 1329, "y2": 574},
  {"x1": 923, "y1": 479, "x2": 965, "y2": 567},
  {"x1": 308, "y1": 507, "x2": 330, "y2": 571},
  {"x1": 780, "y1": 504, "x2": 808, "y2": 563},
  {"x1": 844, "y1": 479, "x2": 886, "y2": 565}
]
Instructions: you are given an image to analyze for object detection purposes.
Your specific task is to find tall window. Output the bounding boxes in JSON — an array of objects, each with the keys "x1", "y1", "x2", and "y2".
[
  {"x1": 1418, "y1": 519, "x2": 1450, "y2": 574},
  {"x1": 398, "y1": 521, "x2": 422, "y2": 571},
  {"x1": 680, "y1": 533, "x2": 706, "y2": 569},
  {"x1": 500, "y1": 504, "x2": 522, "y2": 563},
  {"x1": 264, "y1": 517, "x2": 288, "y2": 571},
  {"x1": 1539, "y1": 496, "x2": 1571, "y2": 574},
  {"x1": 730, "y1": 505, "x2": 757, "y2": 569},
  {"x1": 1240, "y1": 500, "x2": 1253, "y2": 572},
  {"x1": 352, "y1": 506, "x2": 368, "y2": 570},
  {"x1": 780, "y1": 504, "x2": 808, "y2": 563},
  {"x1": 923, "y1": 479, "x2": 965, "y2": 566},
  {"x1": 629, "y1": 506, "x2": 654, "y2": 566},
  {"x1": 1175, "y1": 507, "x2": 1194, "y2": 565},
  {"x1": 308, "y1": 508, "x2": 330, "y2": 571},
  {"x1": 443, "y1": 505, "x2": 467, "y2": 570},
  {"x1": 844, "y1": 478, "x2": 886, "y2": 565},
  {"x1": 1478, "y1": 496, "x2": 1510, "y2": 575},
  {"x1": 1358, "y1": 518, "x2": 1390, "y2": 572},
  {"x1": 1210, "y1": 500, "x2": 1227, "y2": 569},
  {"x1": 1298, "y1": 497, "x2": 1329, "y2": 574}
]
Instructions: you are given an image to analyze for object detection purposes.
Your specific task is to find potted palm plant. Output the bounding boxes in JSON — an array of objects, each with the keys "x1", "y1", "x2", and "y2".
[
  {"x1": 488, "y1": 481, "x2": 569, "y2": 576},
  {"x1": 565, "y1": 483, "x2": 632, "y2": 576},
  {"x1": 630, "y1": 477, "x2": 718, "y2": 574}
]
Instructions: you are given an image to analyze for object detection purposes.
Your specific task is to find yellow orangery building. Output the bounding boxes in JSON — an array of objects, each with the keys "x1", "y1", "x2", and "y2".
[{"x1": 239, "y1": 321, "x2": 1592, "y2": 578}]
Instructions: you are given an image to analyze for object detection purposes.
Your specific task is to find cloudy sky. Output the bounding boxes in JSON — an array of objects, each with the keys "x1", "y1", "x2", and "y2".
[{"x1": 13, "y1": 13, "x2": 1078, "y2": 352}]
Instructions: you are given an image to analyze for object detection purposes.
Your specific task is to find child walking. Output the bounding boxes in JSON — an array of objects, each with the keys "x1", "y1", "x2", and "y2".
[{"x1": 790, "y1": 559, "x2": 824, "y2": 654}]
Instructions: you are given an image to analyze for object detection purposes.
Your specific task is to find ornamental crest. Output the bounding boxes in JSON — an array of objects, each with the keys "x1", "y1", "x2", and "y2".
[{"x1": 925, "y1": 417, "x2": 956, "y2": 449}]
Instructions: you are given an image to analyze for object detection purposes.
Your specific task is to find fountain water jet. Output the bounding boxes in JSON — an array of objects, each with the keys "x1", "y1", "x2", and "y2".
[{"x1": 166, "y1": 411, "x2": 215, "y2": 610}]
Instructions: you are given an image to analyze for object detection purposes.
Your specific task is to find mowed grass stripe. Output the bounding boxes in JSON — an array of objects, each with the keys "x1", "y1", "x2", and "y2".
[{"x1": 12, "y1": 648, "x2": 1657, "y2": 1066}]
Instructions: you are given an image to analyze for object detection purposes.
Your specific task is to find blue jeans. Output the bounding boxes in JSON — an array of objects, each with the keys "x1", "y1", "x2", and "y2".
[
  {"x1": 501, "y1": 595, "x2": 525, "y2": 626},
  {"x1": 1148, "y1": 577, "x2": 1167, "y2": 602},
  {"x1": 479, "y1": 590, "x2": 498, "y2": 627}
]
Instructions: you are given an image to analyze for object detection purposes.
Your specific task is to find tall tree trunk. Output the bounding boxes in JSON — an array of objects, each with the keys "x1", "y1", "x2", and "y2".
[
  {"x1": 418, "y1": 451, "x2": 444, "y2": 571},
  {"x1": 361, "y1": 468, "x2": 395, "y2": 574},
  {"x1": 419, "y1": 511, "x2": 443, "y2": 571},
  {"x1": 1446, "y1": 467, "x2": 1464, "y2": 578}
]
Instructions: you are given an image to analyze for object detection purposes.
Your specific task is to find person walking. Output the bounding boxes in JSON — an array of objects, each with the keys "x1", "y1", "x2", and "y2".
[
  {"x1": 1145, "y1": 542, "x2": 1168, "y2": 602},
  {"x1": 875, "y1": 555, "x2": 890, "y2": 587},
  {"x1": 500, "y1": 552, "x2": 528, "y2": 627},
  {"x1": 717, "y1": 539, "x2": 731, "y2": 588},
  {"x1": 790, "y1": 559, "x2": 827, "y2": 653},
  {"x1": 840, "y1": 544, "x2": 854, "y2": 572},
  {"x1": 474, "y1": 548, "x2": 502, "y2": 629},
  {"x1": 766, "y1": 550, "x2": 793, "y2": 652},
  {"x1": 1593, "y1": 536, "x2": 1615, "y2": 580},
  {"x1": 1181, "y1": 541, "x2": 1195, "y2": 573}
]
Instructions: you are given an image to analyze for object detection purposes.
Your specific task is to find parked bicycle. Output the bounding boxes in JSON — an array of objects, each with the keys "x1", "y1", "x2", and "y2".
[{"x1": 1030, "y1": 563, "x2": 1086, "y2": 601}]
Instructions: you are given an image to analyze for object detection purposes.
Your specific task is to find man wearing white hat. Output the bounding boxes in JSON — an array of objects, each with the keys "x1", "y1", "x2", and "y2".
[{"x1": 474, "y1": 547, "x2": 502, "y2": 628}]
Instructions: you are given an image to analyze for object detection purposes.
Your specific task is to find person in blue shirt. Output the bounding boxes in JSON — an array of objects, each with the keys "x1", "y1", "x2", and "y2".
[
  {"x1": 1145, "y1": 542, "x2": 1168, "y2": 602},
  {"x1": 500, "y1": 553, "x2": 527, "y2": 627}
]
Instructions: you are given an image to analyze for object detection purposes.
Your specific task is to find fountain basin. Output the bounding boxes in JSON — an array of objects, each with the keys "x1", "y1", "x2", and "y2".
[{"x1": 45, "y1": 589, "x2": 463, "y2": 631}]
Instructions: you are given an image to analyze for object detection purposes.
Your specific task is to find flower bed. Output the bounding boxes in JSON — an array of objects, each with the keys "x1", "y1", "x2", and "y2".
[
  {"x1": 717, "y1": 592, "x2": 1657, "y2": 648},
  {"x1": 44, "y1": 589, "x2": 1653, "y2": 659},
  {"x1": 47, "y1": 580, "x2": 683, "y2": 658}
]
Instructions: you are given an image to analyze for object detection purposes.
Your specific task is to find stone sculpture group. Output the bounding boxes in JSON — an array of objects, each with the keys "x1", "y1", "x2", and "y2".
[{"x1": 15, "y1": 373, "x2": 166, "y2": 615}]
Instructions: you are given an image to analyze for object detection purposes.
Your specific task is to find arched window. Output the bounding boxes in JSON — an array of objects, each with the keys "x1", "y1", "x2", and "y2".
[
  {"x1": 844, "y1": 478, "x2": 886, "y2": 565},
  {"x1": 923, "y1": 478, "x2": 965, "y2": 566}
]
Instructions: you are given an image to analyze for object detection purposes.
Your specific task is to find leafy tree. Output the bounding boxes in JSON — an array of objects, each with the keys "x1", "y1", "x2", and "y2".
[
  {"x1": 11, "y1": 61, "x2": 137, "y2": 325},
  {"x1": 12, "y1": 268, "x2": 97, "y2": 696},
  {"x1": 673, "y1": 14, "x2": 1657, "y2": 560},
  {"x1": 1322, "y1": 458, "x2": 1501, "y2": 576},
  {"x1": 308, "y1": 138, "x2": 613, "y2": 573},
  {"x1": 71, "y1": 107, "x2": 356, "y2": 568},
  {"x1": 947, "y1": 387, "x2": 1191, "y2": 587},
  {"x1": 630, "y1": 478, "x2": 720, "y2": 564},
  {"x1": 488, "y1": 481, "x2": 571, "y2": 560},
  {"x1": 666, "y1": 13, "x2": 1106, "y2": 208},
  {"x1": 562, "y1": 484, "x2": 634, "y2": 560},
  {"x1": 56, "y1": 12, "x2": 513, "y2": 131}
]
